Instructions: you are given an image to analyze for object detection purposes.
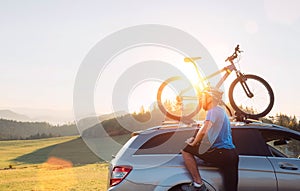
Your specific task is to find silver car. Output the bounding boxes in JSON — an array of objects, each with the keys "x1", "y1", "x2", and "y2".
[{"x1": 107, "y1": 122, "x2": 300, "y2": 191}]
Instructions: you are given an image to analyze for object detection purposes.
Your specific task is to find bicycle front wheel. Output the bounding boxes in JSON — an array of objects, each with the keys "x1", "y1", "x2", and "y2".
[
  {"x1": 157, "y1": 76, "x2": 202, "y2": 121},
  {"x1": 229, "y1": 74, "x2": 274, "y2": 119}
]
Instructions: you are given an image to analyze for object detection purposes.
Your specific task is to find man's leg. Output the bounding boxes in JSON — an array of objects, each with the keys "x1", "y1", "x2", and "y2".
[
  {"x1": 220, "y1": 149, "x2": 239, "y2": 191},
  {"x1": 181, "y1": 150, "x2": 203, "y2": 184},
  {"x1": 199, "y1": 148, "x2": 239, "y2": 191}
]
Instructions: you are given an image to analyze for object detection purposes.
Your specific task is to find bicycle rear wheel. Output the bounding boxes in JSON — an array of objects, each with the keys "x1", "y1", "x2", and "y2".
[
  {"x1": 229, "y1": 74, "x2": 274, "y2": 119},
  {"x1": 157, "y1": 76, "x2": 202, "y2": 121}
]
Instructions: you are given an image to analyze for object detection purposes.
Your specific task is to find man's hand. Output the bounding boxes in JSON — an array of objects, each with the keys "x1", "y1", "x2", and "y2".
[
  {"x1": 186, "y1": 120, "x2": 213, "y2": 147},
  {"x1": 185, "y1": 137, "x2": 198, "y2": 146},
  {"x1": 185, "y1": 137, "x2": 194, "y2": 144}
]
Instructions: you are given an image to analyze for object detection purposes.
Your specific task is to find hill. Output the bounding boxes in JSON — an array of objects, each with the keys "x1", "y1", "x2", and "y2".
[
  {"x1": 81, "y1": 110, "x2": 165, "y2": 138},
  {"x1": 0, "y1": 109, "x2": 31, "y2": 121},
  {"x1": 0, "y1": 111, "x2": 137, "y2": 140},
  {"x1": 76, "y1": 111, "x2": 127, "y2": 131},
  {"x1": 6, "y1": 107, "x2": 74, "y2": 124},
  {"x1": 0, "y1": 119, "x2": 79, "y2": 140}
]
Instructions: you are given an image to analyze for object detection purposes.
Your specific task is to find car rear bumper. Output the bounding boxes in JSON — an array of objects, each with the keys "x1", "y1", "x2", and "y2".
[{"x1": 107, "y1": 179, "x2": 157, "y2": 191}]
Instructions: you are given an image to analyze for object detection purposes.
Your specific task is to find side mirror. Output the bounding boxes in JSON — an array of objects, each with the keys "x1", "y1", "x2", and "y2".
[{"x1": 273, "y1": 139, "x2": 288, "y2": 146}]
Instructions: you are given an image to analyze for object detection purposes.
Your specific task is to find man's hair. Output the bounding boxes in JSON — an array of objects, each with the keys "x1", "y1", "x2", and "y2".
[{"x1": 203, "y1": 87, "x2": 223, "y2": 102}]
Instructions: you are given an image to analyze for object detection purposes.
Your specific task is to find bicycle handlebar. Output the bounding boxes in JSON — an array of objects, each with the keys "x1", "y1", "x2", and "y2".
[
  {"x1": 225, "y1": 44, "x2": 243, "y2": 62},
  {"x1": 235, "y1": 44, "x2": 240, "y2": 52}
]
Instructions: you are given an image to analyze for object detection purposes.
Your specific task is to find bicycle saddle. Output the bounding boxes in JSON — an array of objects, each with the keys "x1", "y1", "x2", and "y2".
[{"x1": 184, "y1": 57, "x2": 202, "y2": 62}]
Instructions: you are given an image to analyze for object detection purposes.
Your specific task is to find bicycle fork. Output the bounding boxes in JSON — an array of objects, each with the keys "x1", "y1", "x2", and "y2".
[{"x1": 237, "y1": 73, "x2": 254, "y2": 98}]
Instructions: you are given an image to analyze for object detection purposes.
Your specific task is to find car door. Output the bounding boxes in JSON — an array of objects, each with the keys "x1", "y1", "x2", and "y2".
[
  {"x1": 268, "y1": 157, "x2": 300, "y2": 191},
  {"x1": 232, "y1": 128, "x2": 277, "y2": 191},
  {"x1": 262, "y1": 129, "x2": 300, "y2": 191}
]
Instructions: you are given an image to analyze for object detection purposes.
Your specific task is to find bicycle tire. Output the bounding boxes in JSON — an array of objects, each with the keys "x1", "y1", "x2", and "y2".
[
  {"x1": 229, "y1": 74, "x2": 274, "y2": 119},
  {"x1": 157, "y1": 76, "x2": 202, "y2": 121}
]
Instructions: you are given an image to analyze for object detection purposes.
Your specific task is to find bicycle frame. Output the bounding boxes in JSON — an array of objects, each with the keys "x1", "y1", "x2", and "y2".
[
  {"x1": 185, "y1": 46, "x2": 254, "y2": 99},
  {"x1": 185, "y1": 57, "x2": 237, "y2": 91},
  {"x1": 174, "y1": 57, "x2": 240, "y2": 117}
]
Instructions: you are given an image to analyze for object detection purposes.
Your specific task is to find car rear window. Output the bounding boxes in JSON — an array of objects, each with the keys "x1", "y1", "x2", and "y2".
[{"x1": 134, "y1": 129, "x2": 196, "y2": 155}]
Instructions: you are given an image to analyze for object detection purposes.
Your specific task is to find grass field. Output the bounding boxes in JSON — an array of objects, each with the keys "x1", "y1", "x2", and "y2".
[{"x1": 0, "y1": 136, "x2": 111, "y2": 191}]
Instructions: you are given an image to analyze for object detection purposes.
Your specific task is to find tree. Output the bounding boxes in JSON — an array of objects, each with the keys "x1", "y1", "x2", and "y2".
[
  {"x1": 271, "y1": 113, "x2": 300, "y2": 132},
  {"x1": 275, "y1": 113, "x2": 290, "y2": 127},
  {"x1": 289, "y1": 115, "x2": 298, "y2": 130},
  {"x1": 139, "y1": 106, "x2": 145, "y2": 114}
]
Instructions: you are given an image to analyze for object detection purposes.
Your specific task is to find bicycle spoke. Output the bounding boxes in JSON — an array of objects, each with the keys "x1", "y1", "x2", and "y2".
[
  {"x1": 229, "y1": 74, "x2": 274, "y2": 119},
  {"x1": 157, "y1": 76, "x2": 202, "y2": 121}
]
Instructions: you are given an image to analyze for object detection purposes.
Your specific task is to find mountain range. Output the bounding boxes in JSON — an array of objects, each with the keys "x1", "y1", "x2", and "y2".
[
  {"x1": 0, "y1": 109, "x2": 31, "y2": 121},
  {"x1": 0, "y1": 108, "x2": 74, "y2": 124}
]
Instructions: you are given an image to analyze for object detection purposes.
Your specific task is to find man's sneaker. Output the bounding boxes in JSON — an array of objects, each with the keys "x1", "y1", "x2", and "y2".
[{"x1": 181, "y1": 183, "x2": 208, "y2": 191}]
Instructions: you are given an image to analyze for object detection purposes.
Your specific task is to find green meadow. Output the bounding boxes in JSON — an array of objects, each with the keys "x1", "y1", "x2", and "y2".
[{"x1": 0, "y1": 136, "x2": 110, "y2": 191}]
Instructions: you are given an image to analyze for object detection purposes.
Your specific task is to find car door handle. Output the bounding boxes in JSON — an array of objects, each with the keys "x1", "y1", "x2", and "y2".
[{"x1": 279, "y1": 162, "x2": 298, "y2": 170}]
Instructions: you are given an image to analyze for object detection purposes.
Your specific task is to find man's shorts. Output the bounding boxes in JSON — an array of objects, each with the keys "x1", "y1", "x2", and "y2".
[{"x1": 183, "y1": 144, "x2": 238, "y2": 166}]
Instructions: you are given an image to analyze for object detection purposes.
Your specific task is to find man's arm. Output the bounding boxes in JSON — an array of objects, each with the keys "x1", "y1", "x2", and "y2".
[{"x1": 187, "y1": 120, "x2": 213, "y2": 146}]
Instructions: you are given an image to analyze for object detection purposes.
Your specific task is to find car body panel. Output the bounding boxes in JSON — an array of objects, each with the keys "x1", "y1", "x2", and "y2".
[
  {"x1": 238, "y1": 156, "x2": 277, "y2": 191},
  {"x1": 107, "y1": 123, "x2": 300, "y2": 191},
  {"x1": 268, "y1": 157, "x2": 300, "y2": 191}
]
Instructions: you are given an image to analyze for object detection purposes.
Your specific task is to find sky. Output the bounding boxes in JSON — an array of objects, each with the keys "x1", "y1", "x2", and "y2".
[{"x1": 1, "y1": 0, "x2": 300, "y2": 122}]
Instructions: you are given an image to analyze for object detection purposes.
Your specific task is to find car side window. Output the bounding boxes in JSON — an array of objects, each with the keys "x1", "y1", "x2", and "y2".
[
  {"x1": 260, "y1": 129, "x2": 300, "y2": 158},
  {"x1": 268, "y1": 138, "x2": 300, "y2": 158},
  {"x1": 232, "y1": 128, "x2": 272, "y2": 156}
]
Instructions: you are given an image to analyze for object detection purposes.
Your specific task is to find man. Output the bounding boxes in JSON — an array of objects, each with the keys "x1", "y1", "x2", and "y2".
[{"x1": 181, "y1": 88, "x2": 239, "y2": 191}]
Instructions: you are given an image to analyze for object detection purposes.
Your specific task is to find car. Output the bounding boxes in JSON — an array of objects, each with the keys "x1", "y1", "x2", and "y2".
[{"x1": 107, "y1": 121, "x2": 300, "y2": 191}]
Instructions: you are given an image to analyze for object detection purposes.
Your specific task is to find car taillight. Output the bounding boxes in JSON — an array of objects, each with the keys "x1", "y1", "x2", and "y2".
[{"x1": 110, "y1": 166, "x2": 132, "y2": 187}]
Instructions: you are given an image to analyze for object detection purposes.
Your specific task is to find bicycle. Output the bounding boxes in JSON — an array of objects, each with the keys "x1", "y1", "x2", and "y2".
[{"x1": 157, "y1": 45, "x2": 274, "y2": 121}]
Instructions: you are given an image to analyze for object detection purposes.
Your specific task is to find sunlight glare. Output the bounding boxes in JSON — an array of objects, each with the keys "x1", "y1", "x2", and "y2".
[{"x1": 95, "y1": 45, "x2": 207, "y2": 115}]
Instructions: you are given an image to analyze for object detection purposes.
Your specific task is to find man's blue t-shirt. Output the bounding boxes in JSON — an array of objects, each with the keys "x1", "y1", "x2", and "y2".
[{"x1": 206, "y1": 106, "x2": 235, "y2": 149}]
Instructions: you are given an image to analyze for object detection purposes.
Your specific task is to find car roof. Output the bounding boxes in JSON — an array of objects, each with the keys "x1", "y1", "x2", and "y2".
[{"x1": 132, "y1": 120, "x2": 300, "y2": 137}]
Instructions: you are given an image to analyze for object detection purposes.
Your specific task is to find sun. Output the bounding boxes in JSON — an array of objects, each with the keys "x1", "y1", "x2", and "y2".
[{"x1": 177, "y1": 56, "x2": 206, "y2": 90}]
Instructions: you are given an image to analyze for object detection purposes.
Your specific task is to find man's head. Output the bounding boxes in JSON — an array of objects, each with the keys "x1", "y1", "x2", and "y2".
[{"x1": 202, "y1": 88, "x2": 223, "y2": 111}]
